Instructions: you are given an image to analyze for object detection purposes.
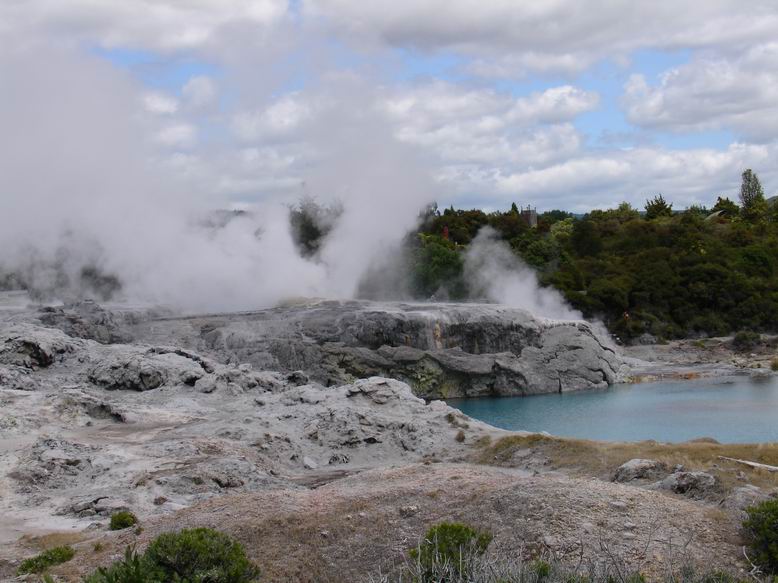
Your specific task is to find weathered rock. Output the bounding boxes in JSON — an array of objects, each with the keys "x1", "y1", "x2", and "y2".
[
  {"x1": 613, "y1": 458, "x2": 668, "y2": 482},
  {"x1": 37, "y1": 300, "x2": 130, "y2": 344},
  {"x1": 722, "y1": 485, "x2": 772, "y2": 516},
  {"x1": 126, "y1": 300, "x2": 625, "y2": 398},
  {"x1": 656, "y1": 471, "x2": 719, "y2": 498},
  {"x1": 0, "y1": 324, "x2": 81, "y2": 368},
  {"x1": 87, "y1": 349, "x2": 206, "y2": 391}
]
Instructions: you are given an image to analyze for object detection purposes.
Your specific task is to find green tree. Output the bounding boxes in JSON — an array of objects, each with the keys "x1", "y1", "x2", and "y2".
[
  {"x1": 711, "y1": 196, "x2": 739, "y2": 218},
  {"x1": 740, "y1": 169, "x2": 768, "y2": 222},
  {"x1": 644, "y1": 194, "x2": 673, "y2": 220}
]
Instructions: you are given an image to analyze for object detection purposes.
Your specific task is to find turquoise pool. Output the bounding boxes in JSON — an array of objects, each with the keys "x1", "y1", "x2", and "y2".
[{"x1": 447, "y1": 376, "x2": 778, "y2": 443}]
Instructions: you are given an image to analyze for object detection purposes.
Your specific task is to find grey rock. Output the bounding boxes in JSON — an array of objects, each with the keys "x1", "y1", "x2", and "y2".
[
  {"x1": 303, "y1": 456, "x2": 318, "y2": 470},
  {"x1": 613, "y1": 459, "x2": 668, "y2": 483},
  {"x1": 126, "y1": 300, "x2": 624, "y2": 399},
  {"x1": 88, "y1": 349, "x2": 205, "y2": 391},
  {"x1": 656, "y1": 471, "x2": 718, "y2": 498}
]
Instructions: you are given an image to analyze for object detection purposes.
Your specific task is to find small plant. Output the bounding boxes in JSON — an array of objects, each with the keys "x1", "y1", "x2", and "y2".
[
  {"x1": 85, "y1": 546, "x2": 161, "y2": 583},
  {"x1": 771, "y1": 358, "x2": 778, "y2": 372},
  {"x1": 86, "y1": 528, "x2": 260, "y2": 583},
  {"x1": 733, "y1": 330, "x2": 761, "y2": 352},
  {"x1": 532, "y1": 559, "x2": 552, "y2": 580},
  {"x1": 410, "y1": 522, "x2": 492, "y2": 580},
  {"x1": 17, "y1": 545, "x2": 75, "y2": 574},
  {"x1": 743, "y1": 498, "x2": 778, "y2": 574},
  {"x1": 455, "y1": 430, "x2": 466, "y2": 443},
  {"x1": 109, "y1": 511, "x2": 138, "y2": 531}
]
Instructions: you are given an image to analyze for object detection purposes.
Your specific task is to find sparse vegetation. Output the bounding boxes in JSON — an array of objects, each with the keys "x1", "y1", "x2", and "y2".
[
  {"x1": 109, "y1": 510, "x2": 138, "y2": 531},
  {"x1": 743, "y1": 499, "x2": 778, "y2": 574},
  {"x1": 86, "y1": 528, "x2": 260, "y2": 583},
  {"x1": 733, "y1": 330, "x2": 761, "y2": 352},
  {"x1": 410, "y1": 522, "x2": 492, "y2": 581},
  {"x1": 17, "y1": 545, "x2": 75, "y2": 575},
  {"x1": 371, "y1": 547, "x2": 751, "y2": 583},
  {"x1": 478, "y1": 434, "x2": 778, "y2": 491}
]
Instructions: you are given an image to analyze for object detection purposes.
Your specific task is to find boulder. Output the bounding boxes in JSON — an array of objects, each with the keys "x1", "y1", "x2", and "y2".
[
  {"x1": 613, "y1": 459, "x2": 668, "y2": 482},
  {"x1": 0, "y1": 324, "x2": 81, "y2": 368},
  {"x1": 88, "y1": 349, "x2": 206, "y2": 391},
  {"x1": 656, "y1": 471, "x2": 718, "y2": 498}
]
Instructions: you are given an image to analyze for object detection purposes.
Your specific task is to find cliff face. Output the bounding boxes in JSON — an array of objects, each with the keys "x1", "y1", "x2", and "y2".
[{"x1": 127, "y1": 300, "x2": 625, "y2": 398}]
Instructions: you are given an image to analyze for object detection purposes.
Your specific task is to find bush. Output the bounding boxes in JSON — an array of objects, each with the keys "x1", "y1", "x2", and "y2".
[
  {"x1": 771, "y1": 358, "x2": 778, "y2": 372},
  {"x1": 733, "y1": 330, "x2": 761, "y2": 352},
  {"x1": 84, "y1": 546, "x2": 162, "y2": 583},
  {"x1": 86, "y1": 528, "x2": 260, "y2": 583},
  {"x1": 18, "y1": 545, "x2": 75, "y2": 574},
  {"x1": 109, "y1": 511, "x2": 138, "y2": 531},
  {"x1": 410, "y1": 522, "x2": 492, "y2": 580},
  {"x1": 145, "y1": 528, "x2": 259, "y2": 582},
  {"x1": 743, "y1": 499, "x2": 778, "y2": 574}
]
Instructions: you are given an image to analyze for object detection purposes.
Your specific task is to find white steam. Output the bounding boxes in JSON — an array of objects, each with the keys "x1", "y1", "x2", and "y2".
[
  {"x1": 464, "y1": 227, "x2": 581, "y2": 320},
  {"x1": 0, "y1": 43, "x2": 583, "y2": 323},
  {"x1": 0, "y1": 46, "x2": 436, "y2": 312}
]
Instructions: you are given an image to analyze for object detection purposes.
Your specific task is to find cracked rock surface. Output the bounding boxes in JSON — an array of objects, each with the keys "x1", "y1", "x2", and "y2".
[{"x1": 125, "y1": 300, "x2": 626, "y2": 398}]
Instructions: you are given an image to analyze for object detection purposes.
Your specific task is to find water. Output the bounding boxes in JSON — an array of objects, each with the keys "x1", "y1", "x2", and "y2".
[{"x1": 447, "y1": 376, "x2": 778, "y2": 443}]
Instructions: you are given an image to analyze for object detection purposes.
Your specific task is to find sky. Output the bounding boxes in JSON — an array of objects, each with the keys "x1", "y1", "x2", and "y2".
[{"x1": 3, "y1": 0, "x2": 778, "y2": 213}]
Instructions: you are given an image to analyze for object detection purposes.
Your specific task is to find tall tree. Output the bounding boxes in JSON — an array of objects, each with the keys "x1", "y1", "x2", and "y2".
[
  {"x1": 740, "y1": 169, "x2": 768, "y2": 222},
  {"x1": 644, "y1": 194, "x2": 673, "y2": 220}
]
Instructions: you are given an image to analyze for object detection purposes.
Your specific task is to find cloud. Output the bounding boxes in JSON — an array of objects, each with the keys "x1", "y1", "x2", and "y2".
[
  {"x1": 182, "y1": 76, "x2": 218, "y2": 110},
  {"x1": 143, "y1": 91, "x2": 179, "y2": 114},
  {"x1": 623, "y1": 42, "x2": 778, "y2": 141},
  {"x1": 304, "y1": 0, "x2": 778, "y2": 75},
  {"x1": 1, "y1": 0, "x2": 289, "y2": 51}
]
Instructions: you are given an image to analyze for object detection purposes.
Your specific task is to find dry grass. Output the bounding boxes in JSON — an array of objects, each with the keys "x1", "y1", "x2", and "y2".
[
  {"x1": 18, "y1": 532, "x2": 86, "y2": 552},
  {"x1": 476, "y1": 434, "x2": 778, "y2": 491}
]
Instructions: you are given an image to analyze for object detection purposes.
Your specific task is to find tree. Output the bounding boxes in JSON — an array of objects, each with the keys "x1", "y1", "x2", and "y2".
[
  {"x1": 711, "y1": 196, "x2": 739, "y2": 218},
  {"x1": 740, "y1": 169, "x2": 768, "y2": 222},
  {"x1": 644, "y1": 194, "x2": 673, "y2": 220}
]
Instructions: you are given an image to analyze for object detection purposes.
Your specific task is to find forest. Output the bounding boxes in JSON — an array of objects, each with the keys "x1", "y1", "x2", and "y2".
[{"x1": 371, "y1": 169, "x2": 778, "y2": 341}]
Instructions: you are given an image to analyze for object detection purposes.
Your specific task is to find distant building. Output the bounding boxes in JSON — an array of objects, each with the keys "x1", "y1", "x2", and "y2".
[{"x1": 520, "y1": 206, "x2": 538, "y2": 228}]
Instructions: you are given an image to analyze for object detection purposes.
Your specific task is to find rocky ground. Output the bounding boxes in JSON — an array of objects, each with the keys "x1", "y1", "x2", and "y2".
[{"x1": 0, "y1": 296, "x2": 775, "y2": 581}]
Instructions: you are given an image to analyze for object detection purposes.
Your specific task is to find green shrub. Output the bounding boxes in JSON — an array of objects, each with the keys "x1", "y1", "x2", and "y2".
[
  {"x1": 109, "y1": 511, "x2": 138, "y2": 531},
  {"x1": 410, "y1": 522, "x2": 492, "y2": 580},
  {"x1": 84, "y1": 546, "x2": 162, "y2": 583},
  {"x1": 145, "y1": 528, "x2": 259, "y2": 582},
  {"x1": 86, "y1": 528, "x2": 259, "y2": 583},
  {"x1": 743, "y1": 499, "x2": 778, "y2": 574},
  {"x1": 733, "y1": 330, "x2": 761, "y2": 352},
  {"x1": 17, "y1": 545, "x2": 75, "y2": 574},
  {"x1": 771, "y1": 358, "x2": 778, "y2": 372}
]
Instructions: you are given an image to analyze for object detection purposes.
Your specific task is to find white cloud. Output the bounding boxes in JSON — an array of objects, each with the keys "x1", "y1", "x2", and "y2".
[
  {"x1": 182, "y1": 76, "x2": 218, "y2": 110},
  {"x1": 304, "y1": 0, "x2": 778, "y2": 75},
  {"x1": 143, "y1": 91, "x2": 179, "y2": 114},
  {"x1": 155, "y1": 123, "x2": 198, "y2": 148},
  {"x1": 0, "y1": 0, "x2": 289, "y2": 51},
  {"x1": 623, "y1": 43, "x2": 778, "y2": 141}
]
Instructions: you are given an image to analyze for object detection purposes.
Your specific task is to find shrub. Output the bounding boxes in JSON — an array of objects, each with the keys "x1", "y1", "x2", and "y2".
[
  {"x1": 145, "y1": 528, "x2": 259, "y2": 582},
  {"x1": 410, "y1": 522, "x2": 492, "y2": 580},
  {"x1": 455, "y1": 430, "x2": 466, "y2": 443},
  {"x1": 86, "y1": 528, "x2": 259, "y2": 583},
  {"x1": 743, "y1": 499, "x2": 778, "y2": 574},
  {"x1": 771, "y1": 358, "x2": 778, "y2": 372},
  {"x1": 109, "y1": 511, "x2": 138, "y2": 531},
  {"x1": 733, "y1": 330, "x2": 761, "y2": 352},
  {"x1": 84, "y1": 546, "x2": 162, "y2": 583},
  {"x1": 17, "y1": 545, "x2": 75, "y2": 574}
]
